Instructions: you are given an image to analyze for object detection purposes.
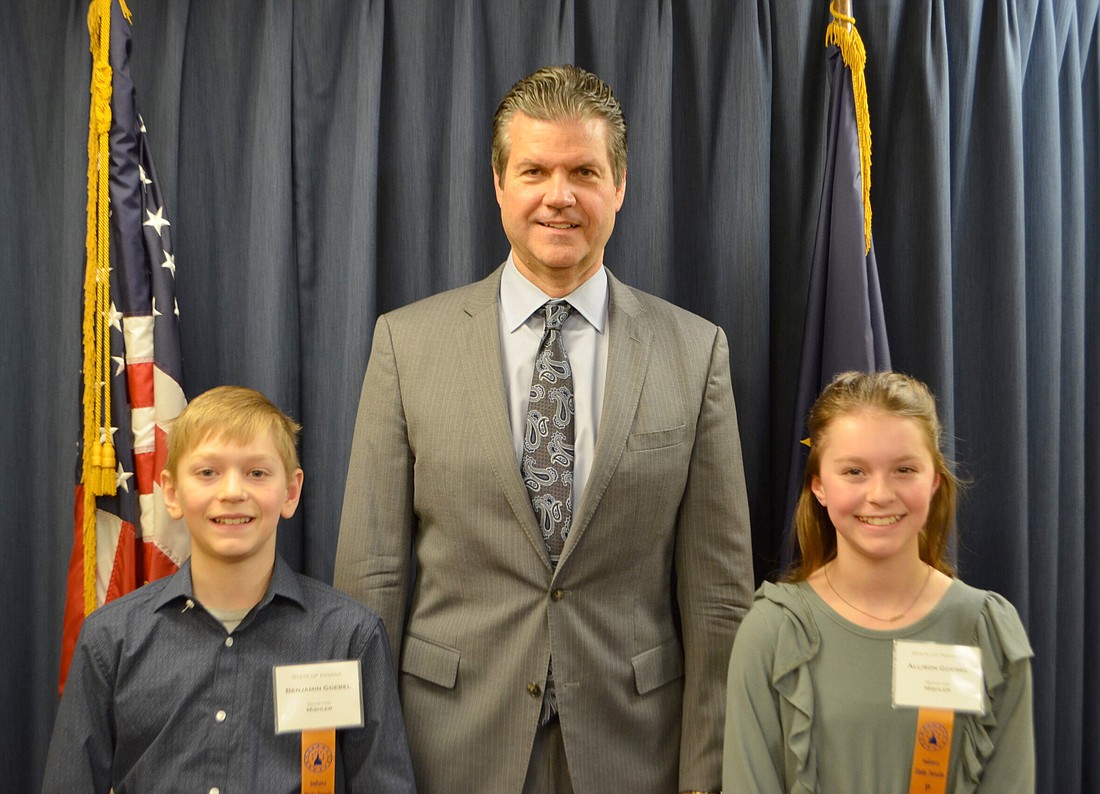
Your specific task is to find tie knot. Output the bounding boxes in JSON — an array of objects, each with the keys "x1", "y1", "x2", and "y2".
[{"x1": 542, "y1": 301, "x2": 572, "y2": 331}]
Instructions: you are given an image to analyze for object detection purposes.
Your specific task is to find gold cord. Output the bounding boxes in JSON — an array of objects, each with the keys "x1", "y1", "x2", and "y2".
[{"x1": 825, "y1": 0, "x2": 873, "y2": 253}]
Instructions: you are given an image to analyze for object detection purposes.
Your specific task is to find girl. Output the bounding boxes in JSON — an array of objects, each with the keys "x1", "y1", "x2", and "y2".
[{"x1": 724, "y1": 371, "x2": 1034, "y2": 792}]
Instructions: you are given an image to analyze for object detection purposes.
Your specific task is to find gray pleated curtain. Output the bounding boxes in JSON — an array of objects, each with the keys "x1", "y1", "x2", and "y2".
[{"x1": 2, "y1": 1, "x2": 1096, "y2": 791}]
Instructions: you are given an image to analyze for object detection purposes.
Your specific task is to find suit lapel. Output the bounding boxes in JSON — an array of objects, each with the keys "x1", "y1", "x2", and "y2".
[
  {"x1": 459, "y1": 266, "x2": 554, "y2": 570},
  {"x1": 557, "y1": 271, "x2": 650, "y2": 571}
]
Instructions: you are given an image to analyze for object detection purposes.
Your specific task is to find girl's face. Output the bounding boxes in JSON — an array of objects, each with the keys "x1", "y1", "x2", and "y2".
[{"x1": 811, "y1": 409, "x2": 940, "y2": 566}]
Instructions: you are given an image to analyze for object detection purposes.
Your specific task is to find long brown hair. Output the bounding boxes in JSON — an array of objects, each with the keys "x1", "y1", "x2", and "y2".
[{"x1": 786, "y1": 371, "x2": 958, "y2": 582}]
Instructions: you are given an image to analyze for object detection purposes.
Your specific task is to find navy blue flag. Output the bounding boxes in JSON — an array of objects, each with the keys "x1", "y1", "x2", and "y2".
[{"x1": 781, "y1": 37, "x2": 891, "y2": 570}]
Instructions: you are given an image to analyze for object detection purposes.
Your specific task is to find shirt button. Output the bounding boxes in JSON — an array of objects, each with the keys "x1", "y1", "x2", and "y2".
[
  {"x1": 551, "y1": 588, "x2": 565, "y2": 602},
  {"x1": 215, "y1": 709, "x2": 227, "y2": 723},
  {"x1": 526, "y1": 682, "x2": 542, "y2": 698},
  {"x1": 224, "y1": 636, "x2": 234, "y2": 647},
  {"x1": 210, "y1": 788, "x2": 220, "y2": 794}
]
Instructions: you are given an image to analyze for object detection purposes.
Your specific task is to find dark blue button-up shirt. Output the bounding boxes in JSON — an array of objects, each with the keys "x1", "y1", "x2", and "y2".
[{"x1": 43, "y1": 557, "x2": 416, "y2": 793}]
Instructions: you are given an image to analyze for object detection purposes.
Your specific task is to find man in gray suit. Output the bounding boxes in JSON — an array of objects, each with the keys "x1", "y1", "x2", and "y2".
[{"x1": 334, "y1": 65, "x2": 753, "y2": 794}]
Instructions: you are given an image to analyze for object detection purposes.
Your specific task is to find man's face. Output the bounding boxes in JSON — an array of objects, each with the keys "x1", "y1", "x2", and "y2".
[{"x1": 494, "y1": 113, "x2": 626, "y2": 293}]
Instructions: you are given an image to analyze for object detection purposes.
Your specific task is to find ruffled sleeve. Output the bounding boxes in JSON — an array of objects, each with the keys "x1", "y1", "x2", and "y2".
[
  {"x1": 724, "y1": 583, "x2": 822, "y2": 794},
  {"x1": 764, "y1": 583, "x2": 823, "y2": 794},
  {"x1": 954, "y1": 591, "x2": 1035, "y2": 793}
]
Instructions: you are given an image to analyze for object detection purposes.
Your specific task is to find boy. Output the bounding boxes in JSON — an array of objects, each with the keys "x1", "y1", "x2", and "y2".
[{"x1": 43, "y1": 386, "x2": 416, "y2": 793}]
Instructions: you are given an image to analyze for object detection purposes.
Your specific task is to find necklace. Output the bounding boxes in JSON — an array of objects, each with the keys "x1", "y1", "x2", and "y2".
[{"x1": 823, "y1": 562, "x2": 933, "y2": 623}]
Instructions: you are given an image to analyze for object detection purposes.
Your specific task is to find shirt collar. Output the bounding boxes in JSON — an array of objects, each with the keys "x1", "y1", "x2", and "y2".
[
  {"x1": 500, "y1": 254, "x2": 608, "y2": 334},
  {"x1": 154, "y1": 555, "x2": 307, "y2": 613}
]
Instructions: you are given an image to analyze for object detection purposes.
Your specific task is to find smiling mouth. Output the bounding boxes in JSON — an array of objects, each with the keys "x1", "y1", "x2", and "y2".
[
  {"x1": 538, "y1": 221, "x2": 579, "y2": 229},
  {"x1": 858, "y1": 515, "x2": 902, "y2": 526},
  {"x1": 213, "y1": 516, "x2": 253, "y2": 526}
]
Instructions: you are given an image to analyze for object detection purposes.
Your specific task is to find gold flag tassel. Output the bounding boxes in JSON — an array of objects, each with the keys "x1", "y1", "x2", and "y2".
[
  {"x1": 825, "y1": 0, "x2": 873, "y2": 253},
  {"x1": 81, "y1": 0, "x2": 118, "y2": 615}
]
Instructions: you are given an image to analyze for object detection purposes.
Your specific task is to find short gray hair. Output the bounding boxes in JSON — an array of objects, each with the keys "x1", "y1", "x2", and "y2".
[{"x1": 492, "y1": 64, "x2": 627, "y2": 187}]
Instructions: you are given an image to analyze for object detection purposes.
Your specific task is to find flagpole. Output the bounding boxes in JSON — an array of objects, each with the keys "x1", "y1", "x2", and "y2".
[{"x1": 835, "y1": 0, "x2": 852, "y2": 28}]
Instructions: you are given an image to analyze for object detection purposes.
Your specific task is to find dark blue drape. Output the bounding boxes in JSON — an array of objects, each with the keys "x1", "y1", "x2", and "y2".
[{"x1": 3, "y1": 1, "x2": 1096, "y2": 790}]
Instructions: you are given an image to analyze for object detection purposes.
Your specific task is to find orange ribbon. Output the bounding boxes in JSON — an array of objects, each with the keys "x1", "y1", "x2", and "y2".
[
  {"x1": 301, "y1": 729, "x2": 337, "y2": 794},
  {"x1": 908, "y1": 708, "x2": 955, "y2": 794}
]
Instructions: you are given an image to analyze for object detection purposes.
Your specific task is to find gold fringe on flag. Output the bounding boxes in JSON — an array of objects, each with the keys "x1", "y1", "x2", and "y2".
[
  {"x1": 81, "y1": 0, "x2": 118, "y2": 615},
  {"x1": 825, "y1": 0, "x2": 873, "y2": 253}
]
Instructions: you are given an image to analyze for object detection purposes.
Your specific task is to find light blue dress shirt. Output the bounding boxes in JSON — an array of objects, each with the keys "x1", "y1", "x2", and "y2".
[{"x1": 498, "y1": 256, "x2": 609, "y2": 519}]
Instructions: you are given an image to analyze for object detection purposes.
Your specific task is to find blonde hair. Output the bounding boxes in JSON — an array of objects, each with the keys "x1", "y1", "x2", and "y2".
[
  {"x1": 787, "y1": 371, "x2": 958, "y2": 581},
  {"x1": 492, "y1": 64, "x2": 627, "y2": 188},
  {"x1": 164, "y1": 386, "x2": 301, "y2": 479}
]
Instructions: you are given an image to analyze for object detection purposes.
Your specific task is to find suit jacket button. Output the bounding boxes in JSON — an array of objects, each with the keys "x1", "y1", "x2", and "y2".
[
  {"x1": 551, "y1": 588, "x2": 565, "y2": 602},
  {"x1": 527, "y1": 682, "x2": 542, "y2": 698}
]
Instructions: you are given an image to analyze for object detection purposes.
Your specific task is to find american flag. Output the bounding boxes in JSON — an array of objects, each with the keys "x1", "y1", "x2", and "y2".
[{"x1": 60, "y1": 0, "x2": 188, "y2": 693}]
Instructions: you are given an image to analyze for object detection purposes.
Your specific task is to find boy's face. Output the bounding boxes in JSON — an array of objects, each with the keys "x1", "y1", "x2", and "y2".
[{"x1": 162, "y1": 430, "x2": 303, "y2": 569}]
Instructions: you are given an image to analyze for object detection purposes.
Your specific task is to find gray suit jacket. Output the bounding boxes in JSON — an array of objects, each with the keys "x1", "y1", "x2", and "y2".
[{"x1": 334, "y1": 265, "x2": 753, "y2": 793}]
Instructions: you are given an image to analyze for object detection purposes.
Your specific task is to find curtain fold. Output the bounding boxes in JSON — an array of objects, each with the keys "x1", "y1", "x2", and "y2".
[
  {"x1": 1083, "y1": 4, "x2": 1100, "y2": 793},
  {"x1": 3, "y1": 1, "x2": 1096, "y2": 790}
]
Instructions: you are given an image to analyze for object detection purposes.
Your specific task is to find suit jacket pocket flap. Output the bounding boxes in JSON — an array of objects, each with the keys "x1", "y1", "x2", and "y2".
[
  {"x1": 627, "y1": 424, "x2": 686, "y2": 451},
  {"x1": 401, "y1": 634, "x2": 460, "y2": 689},
  {"x1": 631, "y1": 638, "x2": 684, "y2": 695}
]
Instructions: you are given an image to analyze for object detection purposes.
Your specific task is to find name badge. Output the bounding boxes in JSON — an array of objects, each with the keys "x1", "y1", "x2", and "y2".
[
  {"x1": 273, "y1": 660, "x2": 365, "y2": 734},
  {"x1": 892, "y1": 641, "x2": 984, "y2": 714}
]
